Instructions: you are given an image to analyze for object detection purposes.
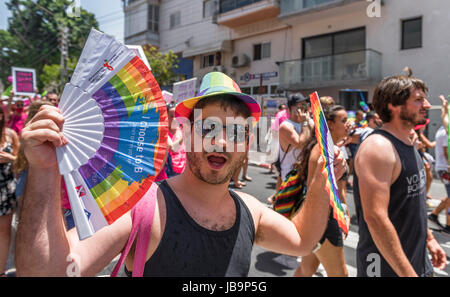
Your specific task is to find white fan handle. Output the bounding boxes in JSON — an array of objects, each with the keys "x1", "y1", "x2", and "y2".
[{"x1": 64, "y1": 173, "x2": 94, "y2": 240}]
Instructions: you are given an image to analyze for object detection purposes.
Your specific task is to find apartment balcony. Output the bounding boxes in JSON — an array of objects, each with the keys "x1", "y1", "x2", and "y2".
[
  {"x1": 279, "y1": 0, "x2": 367, "y2": 24},
  {"x1": 278, "y1": 49, "x2": 382, "y2": 91},
  {"x1": 217, "y1": 0, "x2": 280, "y2": 28},
  {"x1": 124, "y1": 31, "x2": 160, "y2": 47}
]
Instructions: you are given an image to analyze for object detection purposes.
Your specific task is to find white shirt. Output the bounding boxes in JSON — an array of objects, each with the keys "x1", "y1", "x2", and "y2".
[
  {"x1": 279, "y1": 119, "x2": 303, "y2": 181},
  {"x1": 434, "y1": 126, "x2": 448, "y2": 172}
]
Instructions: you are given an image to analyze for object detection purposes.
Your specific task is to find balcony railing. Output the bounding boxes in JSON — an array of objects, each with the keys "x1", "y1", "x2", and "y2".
[
  {"x1": 278, "y1": 49, "x2": 382, "y2": 90},
  {"x1": 280, "y1": 0, "x2": 338, "y2": 14},
  {"x1": 219, "y1": 0, "x2": 264, "y2": 13}
]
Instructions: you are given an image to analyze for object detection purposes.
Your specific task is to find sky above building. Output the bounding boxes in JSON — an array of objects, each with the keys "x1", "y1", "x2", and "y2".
[{"x1": 0, "y1": 0, "x2": 124, "y2": 41}]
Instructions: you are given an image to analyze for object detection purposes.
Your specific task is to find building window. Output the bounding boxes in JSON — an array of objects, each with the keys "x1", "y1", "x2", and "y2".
[
  {"x1": 402, "y1": 17, "x2": 422, "y2": 50},
  {"x1": 253, "y1": 42, "x2": 271, "y2": 61},
  {"x1": 203, "y1": 0, "x2": 217, "y2": 18},
  {"x1": 302, "y1": 27, "x2": 365, "y2": 58},
  {"x1": 302, "y1": 0, "x2": 336, "y2": 10},
  {"x1": 253, "y1": 85, "x2": 268, "y2": 95},
  {"x1": 270, "y1": 85, "x2": 278, "y2": 95},
  {"x1": 170, "y1": 11, "x2": 181, "y2": 29},
  {"x1": 219, "y1": 0, "x2": 263, "y2": 14},
  {"x1": 241, "y1": 87, "x2": 251, "y2": 95},
  {"x1": 201, "y1": 54, "x2": 215, "y2": 68},
  {"x1": 148, "y1": 4, "x2": 159, "y2": 33}
]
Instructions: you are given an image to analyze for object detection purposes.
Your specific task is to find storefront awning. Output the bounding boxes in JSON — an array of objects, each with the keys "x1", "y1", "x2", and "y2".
[{"x1": 182, "y1": 40, "x2": 232, "y2": 58}]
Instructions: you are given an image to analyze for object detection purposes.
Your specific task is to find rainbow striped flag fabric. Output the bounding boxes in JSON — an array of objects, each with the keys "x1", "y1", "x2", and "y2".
[
  {"x1": 273, "y1": 169, "x2": 305, "y2": 218},
  {"x1": 309, "y1": 92, "x2": 348, "y2": 235}
]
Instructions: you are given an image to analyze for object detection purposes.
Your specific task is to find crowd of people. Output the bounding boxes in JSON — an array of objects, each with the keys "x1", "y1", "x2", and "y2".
[
  {"x1": 266, "y1": 74, "x2": 449, "y2": 277},
  {"x1": 0, "y1": 89, "x2": 62, "y2": 276},
  {"x1": 0, "y1": 69, "x2": 448, "y2": 278}
]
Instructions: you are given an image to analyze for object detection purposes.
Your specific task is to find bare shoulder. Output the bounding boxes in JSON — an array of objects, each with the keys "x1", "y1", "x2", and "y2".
[
  {"x1": 278, "y1": 121, "x2": 293, "y2": 135},
  {"x1": 233, "y1": 190, "x2": 265, "y2": 215},
  {"x1": 233, "y1": 190, "x2": 267, "y2": 230},
  {"x1": 5, "y1": 127, "x2": 18, "y2": 139},
  {"x1": 356, "y1": 133, "x2": 396, "y2": 165},
  {"x1": 355, "y1": 132, "x2": 399, "y2": 184},
  {"x1": 309, "y1": 143, "x2": 320, "y2": 161}
]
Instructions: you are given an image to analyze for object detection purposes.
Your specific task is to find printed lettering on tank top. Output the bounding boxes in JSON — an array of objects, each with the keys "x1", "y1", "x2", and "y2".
[{"x1": 405, "y1": 167, "x2": 426, "y2": 199}]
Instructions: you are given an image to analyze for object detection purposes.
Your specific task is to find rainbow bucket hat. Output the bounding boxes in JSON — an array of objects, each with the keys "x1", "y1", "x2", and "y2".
[{"x1": 175, "y1": 72, "x2": 261, "y2": 123}]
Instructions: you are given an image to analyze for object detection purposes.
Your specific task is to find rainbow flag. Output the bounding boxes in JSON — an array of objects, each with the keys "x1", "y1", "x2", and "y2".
[{"x1": 309, "y1": 92, "x2": 348, "y2": 235}]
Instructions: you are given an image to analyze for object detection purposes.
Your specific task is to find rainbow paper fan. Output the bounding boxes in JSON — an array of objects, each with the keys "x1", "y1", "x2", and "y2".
[
  {"x1": 309, "y1": 92, "x2": 348, "y2": 235},
  {"x1": 56, "y1": 29, "x2": 168, "y2": 240}
]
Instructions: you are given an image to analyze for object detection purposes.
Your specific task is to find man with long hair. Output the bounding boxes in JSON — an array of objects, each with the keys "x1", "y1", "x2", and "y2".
[{"x1": 354, "y1": 75, "x2": 446, "y2": 276}]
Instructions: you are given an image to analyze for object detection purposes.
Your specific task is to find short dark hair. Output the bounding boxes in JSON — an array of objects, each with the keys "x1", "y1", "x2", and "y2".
[
  {"x1": 365, "y1": 111, "x2": 377, "y2": 122},
  {"x1": 373, "y1": 75, "x2": 428, "y2": 123},
  {"x1": 189, "y1": 94, "x2": 251, "y2": 122},
  {"x1": 287, "y1": 93, "x2": 308, "y2": 110}
]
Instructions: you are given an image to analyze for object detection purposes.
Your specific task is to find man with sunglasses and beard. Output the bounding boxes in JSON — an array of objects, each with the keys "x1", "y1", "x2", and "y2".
[
  {"x1": 15, "y1": 72, "x2": 347, "y2": 277},
  {"x1": 353, "y1": 75, "x2": 447, "y2": 277}
]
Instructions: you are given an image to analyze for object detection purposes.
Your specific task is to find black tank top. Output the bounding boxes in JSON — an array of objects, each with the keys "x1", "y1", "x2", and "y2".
[
  {"x1": 353, "y1": 129, "x2": 432, "y2": 277},
  {"x1": 126, "y1": 180, "x2": 255, "y2": 277}
]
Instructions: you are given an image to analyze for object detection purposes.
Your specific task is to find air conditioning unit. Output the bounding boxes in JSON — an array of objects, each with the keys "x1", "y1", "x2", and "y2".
[
  {"x1": 212, "y1": 65, "x2": 225, "y2": 73},
  {"x1": 231, "y1": 54, "x2": 250, "y2": 68}
]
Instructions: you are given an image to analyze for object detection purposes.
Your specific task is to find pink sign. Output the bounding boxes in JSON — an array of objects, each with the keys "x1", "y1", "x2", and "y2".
[{"x1": 12, "y1": 67, "x2": 37, "y2": 96}]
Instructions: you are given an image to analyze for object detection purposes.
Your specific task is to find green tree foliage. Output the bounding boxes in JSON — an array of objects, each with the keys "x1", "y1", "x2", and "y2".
[
  {"x1": 143, "y1": 45, "x2": 180, "y2": 88},
  {"x1": 0, "y1": 0, "x2": 99, "y2": 91},
  {"x1": 40, "y1": 58, "x2": 77, "y2": 93}
]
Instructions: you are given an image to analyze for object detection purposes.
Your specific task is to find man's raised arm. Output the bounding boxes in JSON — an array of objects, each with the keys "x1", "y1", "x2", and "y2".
[
  {"x1": 15, "y1": 105, "x2": 131, "y2": 276},
  {"x1": 252, "y1": 147, "x2": 346, "y2": 256}
]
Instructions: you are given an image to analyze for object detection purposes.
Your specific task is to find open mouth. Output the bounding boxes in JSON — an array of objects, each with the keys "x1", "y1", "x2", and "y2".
[{"x1": 206, "y1": 154, "x2": 228, "y2": 170}]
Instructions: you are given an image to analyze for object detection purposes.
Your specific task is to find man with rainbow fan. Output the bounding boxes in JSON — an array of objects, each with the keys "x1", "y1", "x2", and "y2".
[{"x1": 15, "y1": 71, "x2": 348, "y2": 277}]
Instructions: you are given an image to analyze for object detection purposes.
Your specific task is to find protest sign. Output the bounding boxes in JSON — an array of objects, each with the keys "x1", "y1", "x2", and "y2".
[
  {"x1": 162, "y1": 90, "x2": 173, "y2": 104},
  {"x1": 12, "y1": 67, "x2": 37, "y2": 96},
  {"x1": 172, "y1": 77, "x2": 197, "y2": 104}
]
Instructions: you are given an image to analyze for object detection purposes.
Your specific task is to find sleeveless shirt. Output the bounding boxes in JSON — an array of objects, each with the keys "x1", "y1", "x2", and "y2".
[
  {"x1": 353, "y1": 129, "x2": 433, "y2": 277},
  {"x1": 279, "y1": 119, "x2": 303, "y2": 181},
  {"x1": 126, "y1": 180, "x2": 255, "y2": 277}
]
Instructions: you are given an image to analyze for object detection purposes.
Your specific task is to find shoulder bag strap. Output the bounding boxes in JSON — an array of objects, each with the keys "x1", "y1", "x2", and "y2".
[{"x1": 111, "y1": 182, "x2": 158, "y2": 277}]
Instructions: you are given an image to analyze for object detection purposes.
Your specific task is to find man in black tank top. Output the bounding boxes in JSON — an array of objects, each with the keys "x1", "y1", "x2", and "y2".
[
  {"x1": 354, "y1": 75, "x2": 447, "y2": 277},
  {"x1": 16, "y1": 72, "x2": 348, "y2": 277}
]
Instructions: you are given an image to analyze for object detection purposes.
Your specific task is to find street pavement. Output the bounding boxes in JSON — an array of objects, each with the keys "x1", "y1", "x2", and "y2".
[
  {"x1": 242, "y1": 162, "x2": 450, "y2": 277},
  {"x1": 6, "y1": 153, "x2": 450, "y2": 277}
]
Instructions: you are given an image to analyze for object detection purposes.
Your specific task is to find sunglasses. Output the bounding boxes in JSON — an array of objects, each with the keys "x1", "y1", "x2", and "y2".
[{"x1": 193, "y1": 119, "x2": 249, "y2": 143}]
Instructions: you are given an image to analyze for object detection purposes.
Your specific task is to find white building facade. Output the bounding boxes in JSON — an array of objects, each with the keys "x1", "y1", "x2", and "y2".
[{"x1": 123, "y1": 0, "x2": 450, "y2": 139}]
